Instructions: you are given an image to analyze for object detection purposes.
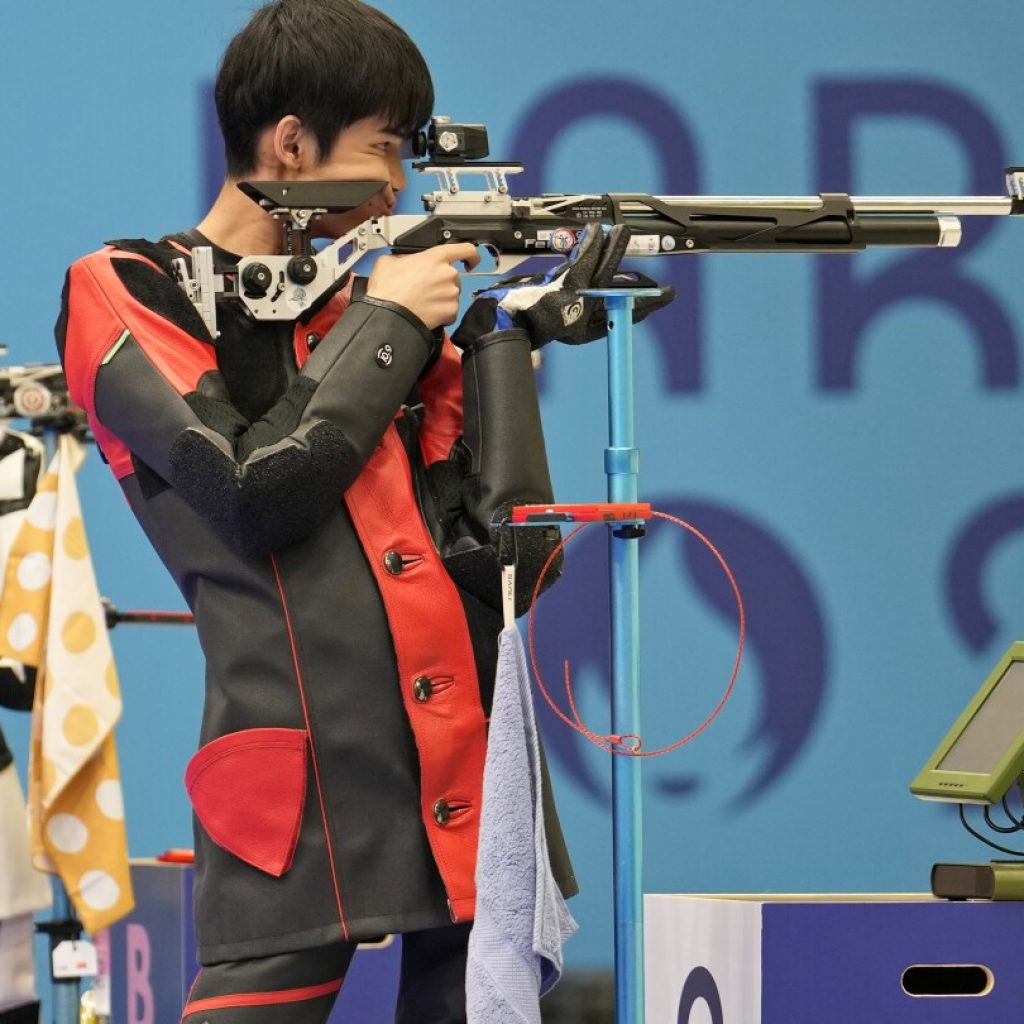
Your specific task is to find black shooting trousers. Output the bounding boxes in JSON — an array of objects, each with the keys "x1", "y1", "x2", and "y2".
[{"x1": 180, "y1": 922, "x2": 472, "y2": 1024}]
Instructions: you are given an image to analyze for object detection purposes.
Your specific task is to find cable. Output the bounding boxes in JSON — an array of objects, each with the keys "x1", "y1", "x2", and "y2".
[
  {"x1": 983, "y1": 802, "x2": 1024, "y2": 834},
  {"x1": 982, "y1": 790, "x2": 1024, "y2": 834},
  {"x1": 525, "y1": 509, "x2": 745, "y2": 758},
  {"x1": 1002, "y1": 793, "x2": 1024, "y2": 828},
  {"x1": 959, "y1": 804, "x2": 1024, "y2": 857}
]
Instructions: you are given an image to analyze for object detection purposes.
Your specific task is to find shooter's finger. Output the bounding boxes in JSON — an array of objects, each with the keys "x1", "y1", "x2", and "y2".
[{"x1": 435, "y1": 243, "x2": 482, "y2": 271}]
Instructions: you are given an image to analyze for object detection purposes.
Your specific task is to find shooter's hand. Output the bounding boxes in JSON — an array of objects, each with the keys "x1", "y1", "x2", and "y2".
[
  {"x1": 451, "y1": 224, "x2": 675, "y2": 350},
  {"x1": 367, "y1": 243, "x2": 481, "y2": 331}
]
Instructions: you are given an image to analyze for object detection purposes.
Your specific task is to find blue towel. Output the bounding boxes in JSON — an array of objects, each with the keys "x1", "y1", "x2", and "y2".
[{"x1": 466, "y1": 626, "x2": 577, "y2": 1024}]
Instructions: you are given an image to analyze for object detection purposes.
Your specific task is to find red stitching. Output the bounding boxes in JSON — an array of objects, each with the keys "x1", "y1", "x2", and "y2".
[
  {"x1": 271, "y1": 555, "x2": 349, "y2": 940},
  {"x1": 185, "y1": 734, "x2": 305, "y2": 789}
]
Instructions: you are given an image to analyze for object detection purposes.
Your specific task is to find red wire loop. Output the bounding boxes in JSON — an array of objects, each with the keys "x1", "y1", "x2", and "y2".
[{"x1": 526, "y1": 510, "x2": 746, "y2": 758}]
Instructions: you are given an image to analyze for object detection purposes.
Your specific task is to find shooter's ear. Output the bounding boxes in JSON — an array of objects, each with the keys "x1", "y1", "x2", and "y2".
[{"x1": 264, "y1": 114, "x2": 317, "y2": 173}]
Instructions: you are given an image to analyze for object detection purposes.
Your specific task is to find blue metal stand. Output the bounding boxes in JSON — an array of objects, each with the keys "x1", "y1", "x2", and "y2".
[
  {"x1": 39, "y1": 427, "x2": 84, "y2": 1024},
  {"x1": 582, "y1": 288, "x2": 662, "y2": 1024},
  {"x1": 48, "y1": 883, "x2": 83, "y2": 1024}
]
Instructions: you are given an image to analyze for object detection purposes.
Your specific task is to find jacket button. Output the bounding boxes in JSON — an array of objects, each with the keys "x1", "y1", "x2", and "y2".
[
  {"x1": 433, "y1": 799, "x2": 451, "y2": 826},
  {"x1": 413, "y1": 676, "x2": 433, "y2": 702},
  {"x1": 383, "y1": 550, "x2": 403, "y2": 575},
  {"x1": 306, "y1": 332, "x2": 321, "y2": 351}
]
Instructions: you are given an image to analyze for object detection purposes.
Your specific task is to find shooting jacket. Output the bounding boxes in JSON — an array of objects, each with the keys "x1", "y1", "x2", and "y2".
[{"x1": 56, "y1": 233, "x2": 575, "y2": 964}]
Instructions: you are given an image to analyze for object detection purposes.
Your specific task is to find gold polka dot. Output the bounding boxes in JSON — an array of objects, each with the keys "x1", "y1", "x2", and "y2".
[
  {"x1": 62, "y1": 517, "x2": 88, "y2": 560},
  {"x1": 63, "y1": 704, "x2": 99, "y2": 746},
  {"x1": 61, "y1": 612, "x2": 96, "y2": 654},
  {"x1": 105, "y1": 659, "x2": 120, "y2": 699}
]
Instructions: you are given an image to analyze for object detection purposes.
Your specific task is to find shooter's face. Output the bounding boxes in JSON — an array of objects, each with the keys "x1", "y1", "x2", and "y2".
[{"x1": 302, "y1": 116, "x2": 408, "y2": 239}]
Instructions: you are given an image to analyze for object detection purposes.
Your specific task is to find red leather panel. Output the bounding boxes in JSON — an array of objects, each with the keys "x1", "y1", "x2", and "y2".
[
  {"x1": 185, "y1": 727, "x2": 308, "y2": 878},
  {"x1": 416, "y1": 338, "x2": 465, "y2": 465},
  {"x1": 61, "y1": 256, "x2": 139, "y2": 479},
  {"x1": 78, "y1": 250, "x2": 218, "y2": 394},
  {"x1": 344, "y1": 424, "x2": 486, "y2": 921},
  {"x1": 62, "y1": 248, "x2": 219, "y2": 479}
]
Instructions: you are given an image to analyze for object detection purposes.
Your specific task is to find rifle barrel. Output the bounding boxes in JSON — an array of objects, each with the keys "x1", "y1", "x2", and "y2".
[{"x1": 636, "y1": 196, "x2": 1016, "y2": 216}]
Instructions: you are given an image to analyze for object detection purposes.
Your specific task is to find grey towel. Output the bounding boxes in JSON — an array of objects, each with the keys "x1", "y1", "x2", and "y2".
[{"x1": 466, "y1": 626, "x2": 577, "y2": 1024}]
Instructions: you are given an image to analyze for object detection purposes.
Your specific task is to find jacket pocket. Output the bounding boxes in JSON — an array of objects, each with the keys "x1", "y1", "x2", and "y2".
[{"x1": 185, "y1": 727, "x2": 307, "y2": 877}]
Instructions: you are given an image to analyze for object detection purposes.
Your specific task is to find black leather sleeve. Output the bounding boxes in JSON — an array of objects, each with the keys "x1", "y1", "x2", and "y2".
[
  {"x1": 0, "y1": 665, "x2": 35, "y2": 711},
  {"x1": 433, "y1": 329, "x2": 562, "y2": 615},
  {"x1": 0, "y1": 664, "x2": 36, "y2": 770},
  {"x1": 95, "y1": 297, "x2": 434, "y2": 557}
]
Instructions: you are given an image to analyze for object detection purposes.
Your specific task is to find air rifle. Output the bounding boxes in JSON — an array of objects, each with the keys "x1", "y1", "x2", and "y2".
[
  {"x1": 173, "y1": 115, "x2": 1024, "y2": 338},
  {"x1": 0, "y1": 353, "x2": 88, "y2": 439}
]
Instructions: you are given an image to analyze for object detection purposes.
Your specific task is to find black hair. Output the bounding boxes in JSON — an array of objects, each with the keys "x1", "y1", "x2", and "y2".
[{"x1": 215, "y1": 0, "x2": 434, "y2": 177}]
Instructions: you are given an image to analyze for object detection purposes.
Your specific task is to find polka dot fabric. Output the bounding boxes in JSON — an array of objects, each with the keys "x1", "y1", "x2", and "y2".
[{"x1": 0, "y1": 435, "x2": 134, "y2": 932}]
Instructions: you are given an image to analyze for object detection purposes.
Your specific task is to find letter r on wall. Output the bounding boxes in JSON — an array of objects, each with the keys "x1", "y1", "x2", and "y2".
[{"x1": 815, "y1": 78, "x2": 1018, "y2": 391}]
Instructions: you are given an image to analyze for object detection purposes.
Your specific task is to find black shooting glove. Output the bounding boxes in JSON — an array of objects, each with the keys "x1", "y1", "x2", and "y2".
[{"x1": 451, "y1": 224, "x2": 675, "y2": 350}]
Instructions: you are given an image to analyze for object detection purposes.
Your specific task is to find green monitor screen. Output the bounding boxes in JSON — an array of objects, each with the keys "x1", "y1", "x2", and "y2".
[{"x1": 910, "y1": 642, "x2": 1024, "y2": 805}]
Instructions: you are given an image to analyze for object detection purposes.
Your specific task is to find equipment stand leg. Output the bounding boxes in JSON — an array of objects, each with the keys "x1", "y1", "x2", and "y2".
[
  {"x1": 37, "y1": 428, "x2": 83, "y2": 1024},
  {"x1": 589, "y1": 288, "x2": 661, "y2": 1024},
  {"x1": 43, "y1": 881, "x2": 82, "y2": 1024}
]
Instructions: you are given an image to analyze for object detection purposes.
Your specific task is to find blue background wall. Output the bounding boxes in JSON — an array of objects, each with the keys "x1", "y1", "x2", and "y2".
[{"x1": 3, "y1": 0, "x2": 1024, "y2": 974}]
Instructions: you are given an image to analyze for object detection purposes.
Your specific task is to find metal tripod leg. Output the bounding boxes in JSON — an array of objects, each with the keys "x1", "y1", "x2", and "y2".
[{"x1": 583, "y1": 287, "x2": 661, "y2": 1023}]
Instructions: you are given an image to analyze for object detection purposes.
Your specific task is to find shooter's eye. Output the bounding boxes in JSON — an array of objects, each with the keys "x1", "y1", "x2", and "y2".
[{"x1": 400, "y1": 133, "x2": 425, "y2": 161}]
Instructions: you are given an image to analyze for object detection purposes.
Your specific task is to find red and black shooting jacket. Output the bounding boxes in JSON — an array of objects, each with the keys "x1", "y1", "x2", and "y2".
[{"x1": 56, "y1": 232, "x2": 576, "y2": 964}]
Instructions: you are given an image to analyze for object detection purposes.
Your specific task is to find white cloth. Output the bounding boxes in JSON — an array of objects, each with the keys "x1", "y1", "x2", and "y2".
[
  {"x1": 0, "y1": 763, "x2": 49, "y2": 1011},
  {"x1": 0, "y1": 764, "x2": 51, "y2": 919},
  {"x1": 0, "y1": 912, "x2": 39, "y2": 1013}
]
